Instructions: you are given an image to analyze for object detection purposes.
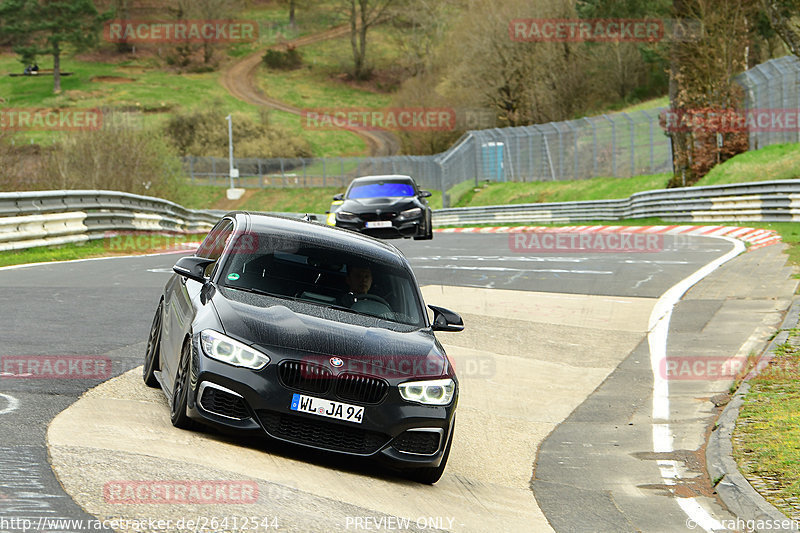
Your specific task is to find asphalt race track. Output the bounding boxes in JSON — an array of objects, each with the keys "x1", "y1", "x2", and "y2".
[{"x1": 0, "y1": 232, "x2": 796, "y2": 532}]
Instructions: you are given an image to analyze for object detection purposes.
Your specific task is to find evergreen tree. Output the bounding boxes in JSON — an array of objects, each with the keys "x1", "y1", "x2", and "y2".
[{"x1": 0, "y1": 0, "x2": 109, "y2": 93}]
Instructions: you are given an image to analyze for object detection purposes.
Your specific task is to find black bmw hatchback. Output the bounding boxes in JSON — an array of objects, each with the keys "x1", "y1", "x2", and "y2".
[
  {"x1": 330, "y1": 175, "x2": 434, "y2": 240},
  {"x1": 143, "y1": 213, "x2": 463, "y2": 483}
]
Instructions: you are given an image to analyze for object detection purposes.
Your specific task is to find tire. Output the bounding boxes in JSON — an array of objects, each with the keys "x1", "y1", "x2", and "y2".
[
  {"x1": 170, "y1": 340, "x2": 195, "y2": 430},
  {"x1": 143, "y1": 302, "x2": 163, "y2": 388},
  {"x1": 405, "y1": 420, "x2": 454, "y2": 484},
  {"x1": 413, "y1": 212, "x2": 433, "y2": 240}
]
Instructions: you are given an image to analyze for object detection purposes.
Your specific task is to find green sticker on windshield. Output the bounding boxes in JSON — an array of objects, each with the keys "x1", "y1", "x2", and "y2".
[{"x1": 227, "y1": 273, "x2": 240, "y2": 281}]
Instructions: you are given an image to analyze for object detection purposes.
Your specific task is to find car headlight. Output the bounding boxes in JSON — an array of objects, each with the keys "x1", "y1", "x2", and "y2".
[
  {"x1": 336, "y1": 211, "x2": 358, "y2": 222},
  {"x1": 398, "y1": 378, "x2": 455, "y2": 405},
  {"x1": 326, "y1": 212, "x2": 336, "y2": 226},
  {"x1": 400, "y1": 207, "x2": 422, "y2": 218},
  {"x1": 200, "y1": 330, "x2": 269, "y2": 370}
]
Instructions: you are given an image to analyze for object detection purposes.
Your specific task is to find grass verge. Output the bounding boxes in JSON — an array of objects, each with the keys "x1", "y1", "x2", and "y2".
[
  {"x1": 695, "y1": 143, "x2": 800, "y2": 186},
  {"x1": 452, "y1": 174, "x2": 671, "y2": 207},
  {"x1": 0, "y1": 233, "x2": 204, "y2": 268},
  {"x1": 734, "y1": 328, "x2": 800, "y2": 518}
]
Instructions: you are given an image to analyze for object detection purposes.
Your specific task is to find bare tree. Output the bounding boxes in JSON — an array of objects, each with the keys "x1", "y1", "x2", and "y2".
[
  {"x1": 761, "y1": 0, "x2": 800, "y2": 55},
  {"x1": 113, "y1": 0, "x2": 134, "y2": 53},
  {"x1": 288, "y1": 0, "x2": 297, "y2": 28},
  {"x1": 341, "y1": 0, "x2": 394, "y2": 80},
  {"x1": 164, "y1": 0, "x2": 241, "y2": 67},
  {"x1": 193, "y1": 0, "x2": 240, "y2": 64},
  {"x1": 438, "y1": 0, "x2": 590, "y2": 127},
  {"x1": 388, "y1": 0, "x2": 461, "y2": 76},
  {"x1": 667, "y1": 0, "x2": 757, "y2": 185}
]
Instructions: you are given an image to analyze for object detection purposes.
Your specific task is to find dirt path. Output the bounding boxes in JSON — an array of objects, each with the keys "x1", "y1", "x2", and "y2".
[{"x1": 220, "y1": 25, "x2": 400, "y2": 157}]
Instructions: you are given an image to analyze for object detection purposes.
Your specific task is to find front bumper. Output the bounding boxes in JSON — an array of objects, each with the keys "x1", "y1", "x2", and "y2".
[
  {"x1": 335, "y1": 214, "x2": 424, "y2": 239},
  {"x1": 186, "y1": 339, "x2": 456, "y2": 470}
]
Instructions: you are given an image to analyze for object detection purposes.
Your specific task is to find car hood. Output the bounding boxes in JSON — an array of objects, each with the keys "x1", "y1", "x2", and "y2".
[
  {"x1": 341, "y1": 197, "x2": 416, "y2": 212},
  {"x1": 212, "y1": 289, "x2": 447, "y2": 378}
]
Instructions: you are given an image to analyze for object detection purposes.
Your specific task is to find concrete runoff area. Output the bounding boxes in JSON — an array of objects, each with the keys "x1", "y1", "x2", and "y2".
[
  {"x1": 532, "y1": 243, "x2": 797, "y2": 532},
  {"x1": 43, "y1": 242, "x2": 798, "y2": 532},
  {"x1": 47, "y1": 286, "x2": 655, "y2": 533}
]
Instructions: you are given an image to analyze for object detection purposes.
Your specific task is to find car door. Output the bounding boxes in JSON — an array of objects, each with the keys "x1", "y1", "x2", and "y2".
[{"x1": 163, "y1": 219, "x2": 235, "y2": 391}]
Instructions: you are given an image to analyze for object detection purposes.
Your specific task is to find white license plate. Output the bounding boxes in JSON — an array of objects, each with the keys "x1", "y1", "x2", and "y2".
[
  {"x1": 290, "y1": 393, "x2": 364, "y2": 424},
  {"x1": 365, "y1": 220, "x2": 392, "y2": 228}
]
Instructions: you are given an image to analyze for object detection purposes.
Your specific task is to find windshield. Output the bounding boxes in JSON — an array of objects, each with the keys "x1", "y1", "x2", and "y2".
[
  {"x1": 347, "y1": 181, "x2": 416, "y2": 199},
  {"x1": 219, "y1": 234, "x2": 425, "y2": 327}
]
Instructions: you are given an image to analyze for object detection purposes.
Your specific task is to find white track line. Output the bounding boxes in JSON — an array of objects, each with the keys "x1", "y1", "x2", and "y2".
[
  {"x1": 0, "y1": 393, "x2": 19, "y2": 415},
  {"x1": 647, "y1": 235, "x2": 745, "y2": 532}
]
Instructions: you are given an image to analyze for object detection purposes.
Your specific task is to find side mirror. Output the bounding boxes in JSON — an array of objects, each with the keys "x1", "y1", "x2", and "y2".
[
  {"x1": 333, "y1": 193, "x2": 344, "y2": 201},
  {"x1": 419, "y1": 190, "x2": 432, "y2": 198},
  {"x1": 173, "y1": 256, "x2": 216, "y2": 283},
  {"x1": 428, "y1": 305, "x2": 464, "y2": 332}
]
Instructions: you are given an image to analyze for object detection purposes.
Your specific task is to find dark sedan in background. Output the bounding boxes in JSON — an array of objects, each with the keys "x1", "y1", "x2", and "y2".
[
  {"x1": 327, "y1": 175, "x2": 434, "y2": 240},
  {"x1": 143, "y1": 213, "x2": 464, "y2": 483}
]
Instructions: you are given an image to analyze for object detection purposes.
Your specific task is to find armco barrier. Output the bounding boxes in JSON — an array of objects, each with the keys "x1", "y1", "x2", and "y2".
[
  {"x1": 0, "y1": 190, "x2": 220, "y2": 252},
  {"x1": 433, "y1": 179, "x2": 800, "y2": 226},
  {"x1": 0, "y1": 190, "x2": 326, "y2": 252},
  {"x1": 3, "y1": 181, "x2": 797, "y2": 251}
]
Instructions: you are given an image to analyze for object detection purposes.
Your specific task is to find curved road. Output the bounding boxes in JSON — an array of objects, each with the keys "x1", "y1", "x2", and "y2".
[
  {"x1": 0, "y1": 233, "x2": 795, "y2": 532},
  {"x1": 220, "y1": 26, "x2": 401, "y2": 157}
]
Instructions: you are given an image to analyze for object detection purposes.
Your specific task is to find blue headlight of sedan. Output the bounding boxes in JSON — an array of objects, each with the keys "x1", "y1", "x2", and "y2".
[
  {"x1": 200, "y1": 330, "x2": 270, "y2": 370},
  {"x1": 400, "y1": 207, "x2": 422, "y2": 218},
  {"x1": 336, "y1": 211, "x2": 359, "y2": 222}
]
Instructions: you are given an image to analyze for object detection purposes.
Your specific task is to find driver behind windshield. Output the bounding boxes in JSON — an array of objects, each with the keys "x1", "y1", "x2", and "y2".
[
  {"x1": 345, "y1": 264, "x2": 373, "y2": 295},
  {"x1": 339, "y1": 263, "x2": 393, "y2": 318}
]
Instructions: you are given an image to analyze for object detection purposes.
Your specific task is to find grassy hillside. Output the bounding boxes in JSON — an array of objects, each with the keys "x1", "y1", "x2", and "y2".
[
  {"x1": 450, "y1": 174, "x2": 671, "y2": 207},
  {"x1": 0, "y1": 1, "x2": 382, "y2": 156},
  {"x1": 695, "y1": 143, "x2": 800, "y2": 186},
  {"x1": 450, "y1": 141, "x2": 800, "y2": 208},
  {"x1": 177, "y1": 182, "x2": 443, "y2": 213}
]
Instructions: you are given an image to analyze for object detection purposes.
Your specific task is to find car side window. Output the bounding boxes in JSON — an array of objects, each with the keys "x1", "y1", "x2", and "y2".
[{"x1": 196, "y1": 220, "x2": 234, "y2": 277}]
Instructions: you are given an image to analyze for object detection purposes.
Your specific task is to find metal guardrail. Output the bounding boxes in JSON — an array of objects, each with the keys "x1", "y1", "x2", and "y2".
[
  {"x1": 2, "y1": 181, "x2": 798, "y2": 251},
  {"x1": 0, "y1": 190, "x2": 330, "y2": 252},
  {"x1": 432, "y1": 180, "x2": 800, "y2": 226},
  {"x1": 0, "y1": 190, "x2": 219, "y2": 251}
]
